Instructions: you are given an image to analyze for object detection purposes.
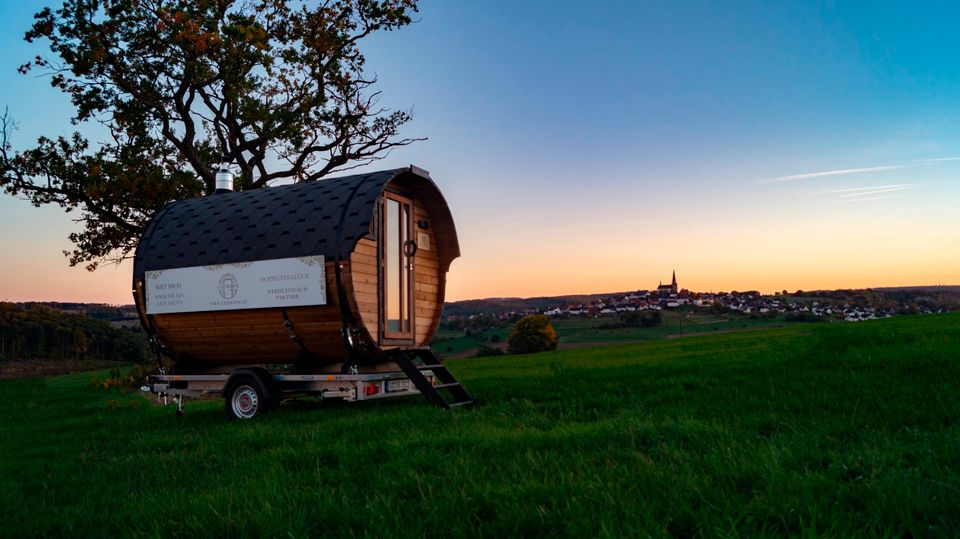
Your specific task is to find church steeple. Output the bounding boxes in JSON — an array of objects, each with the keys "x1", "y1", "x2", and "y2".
[{"x1": 656, "y1": 270, "x2": 679, "y2": 296}]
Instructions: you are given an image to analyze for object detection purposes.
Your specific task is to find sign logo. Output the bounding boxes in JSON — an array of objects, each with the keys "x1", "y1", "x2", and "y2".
[{"x1": 217, "y1": 273, "x2": 239, "y2": 299}]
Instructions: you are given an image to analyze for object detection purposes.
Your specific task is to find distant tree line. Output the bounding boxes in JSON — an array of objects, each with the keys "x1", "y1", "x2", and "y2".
[
  {"x1": 598, "y1": 311, "x2": 662, "y2": 329},
  {"x1": 440, "y1": 313, "x2": 522, "y2": 335},
  {"x1": 784, "y1": 312, "x2": 825, "y2": 323},
  {"x1": 0, "y1": 303, "x2": 144, "y2": 362},
  {"x1": 14, "y1": 302, "x2": 134, "y2": 322}
]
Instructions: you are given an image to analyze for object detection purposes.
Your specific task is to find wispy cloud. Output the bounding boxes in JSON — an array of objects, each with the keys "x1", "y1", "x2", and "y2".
[
  {"x1": 853, "y1": 195, "x2": 901, "y2": 201},
  {"x1": 814, "y1": 183, "x2": 917, "y2": 201},
  {"x1": 916, "y1": 156, "x2": 960, "y2": 163},
  {"x1": 761, "y1": 165, "x2": 903, "y2": 184},
  {"x1": 760, "y1": 156, "x2": 960, "y2": 184},
  {"x1": 815, "y1": 184, "x2": 913, "y2": 196}
]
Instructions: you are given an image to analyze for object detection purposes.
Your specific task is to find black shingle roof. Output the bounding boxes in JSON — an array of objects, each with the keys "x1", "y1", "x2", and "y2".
[{"x1": 134, "y1": 168, "x2": 410, "y2": 275}]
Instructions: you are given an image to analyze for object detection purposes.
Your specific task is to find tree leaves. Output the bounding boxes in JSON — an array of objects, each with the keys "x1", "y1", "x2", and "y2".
[{"x1": 2, "y1": 0, "x2": 422, "y2": 270}]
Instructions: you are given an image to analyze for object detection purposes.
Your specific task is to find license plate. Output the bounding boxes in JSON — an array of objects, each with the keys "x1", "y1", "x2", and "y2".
[{"x1": 387, "y1": 379, "x2": 413, "y2": 393}]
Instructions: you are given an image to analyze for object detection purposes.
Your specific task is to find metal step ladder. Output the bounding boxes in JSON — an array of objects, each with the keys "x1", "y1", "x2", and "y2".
[{"x1": 387, "y1": 348, "x2": 475, "y2": 409}]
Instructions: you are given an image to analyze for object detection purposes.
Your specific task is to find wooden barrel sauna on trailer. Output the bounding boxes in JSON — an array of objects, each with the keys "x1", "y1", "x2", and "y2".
[{"x1": 136, "y1": 165, "x2": 473, "y2": 418}]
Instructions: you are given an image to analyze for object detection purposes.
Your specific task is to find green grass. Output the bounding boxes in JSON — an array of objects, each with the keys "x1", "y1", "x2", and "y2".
[
  {"x1": 433, "y1": 311, "x2": 786, "y2": 356},
  {"x1": 433, "y1": 326, "x2": 509, "y2": 355},
  {"x1": 554, "y1": 311, "x2": 785, "y2": 344},
  {"x1": 2, "y1": 314, "x2": 960, "y2": 536}
]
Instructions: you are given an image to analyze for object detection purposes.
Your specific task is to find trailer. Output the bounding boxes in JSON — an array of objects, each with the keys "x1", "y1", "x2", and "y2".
[
  {"x1": 135, "y1": 165, "x2": 474, "y2": 418},
  {"x1": 145, "y1": 348, "x2": 472, "y2": 418}
]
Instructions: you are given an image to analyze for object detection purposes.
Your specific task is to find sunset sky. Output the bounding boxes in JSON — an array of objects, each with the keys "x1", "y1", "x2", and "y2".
[{"x1": 1, "y1": 1, "x2": 959, "y2": 304}]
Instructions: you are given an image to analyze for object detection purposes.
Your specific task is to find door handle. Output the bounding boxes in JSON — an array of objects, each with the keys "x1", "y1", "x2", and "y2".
[{"x1": 403, "y1": 239, "x2": 418, "y2": 258}]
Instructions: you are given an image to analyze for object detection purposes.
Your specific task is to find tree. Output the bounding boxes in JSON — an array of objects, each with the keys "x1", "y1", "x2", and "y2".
[
  {"x1": 1, "y1": 0, "x2": 421, "y2": 270},
  {"x1": 619, "y1": 311, "x2": 641, "y2": 328},
  {"x1": 640, "y1": 310, "x2": 662, "y2": 327},
  {"x1": 72, "y1": 328, "x2": 88, "y2": 360},
  {"x1": 507, "y1": 315, "x2": 558, "y2": 355}
]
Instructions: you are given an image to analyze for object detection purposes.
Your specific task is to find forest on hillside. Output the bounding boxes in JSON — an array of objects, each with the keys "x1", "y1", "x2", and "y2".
[{"x1": 0, "y1": 303, "x2": 144, "y2": 362}]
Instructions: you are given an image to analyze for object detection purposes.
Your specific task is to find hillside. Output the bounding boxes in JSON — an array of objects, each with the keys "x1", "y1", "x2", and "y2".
[
  {"x1": 0, "y1": 302, "x2": 144, "y2": 363},
  {"x1": 1, "y1": 314, "x2": 958, "y2": 536}
]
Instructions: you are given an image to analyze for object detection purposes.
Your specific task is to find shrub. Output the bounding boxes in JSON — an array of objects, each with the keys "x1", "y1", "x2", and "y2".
[
  {"x1": 641, "y1": 311, "x2": 662, "y2": 327},
  {"x1": 620, "y1": 311, "x2": 642, "y2": 327},
  {"x1": 785, "y1": 312, "x2": 825, "y2": 323},
  {"x1": 474, "y1": 344, "x2": 505, "y2": 357},
  {"x1": 89, "y1": 362, "x2": 157, "y2": 390},
  {"x1": 507, "y1": 315, "x2": 558, "y2": 355}
]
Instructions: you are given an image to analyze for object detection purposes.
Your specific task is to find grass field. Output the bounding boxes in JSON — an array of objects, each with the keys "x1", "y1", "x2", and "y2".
[
  {"x1": 2, "y1": 314, "x2": 959, "y2": 536},
  {"x1": 433, "y1": 311, "x2": 786, "y2": 356},
  {"x1": 553, "y1": 311, "x2": 786, "y2": 344}
]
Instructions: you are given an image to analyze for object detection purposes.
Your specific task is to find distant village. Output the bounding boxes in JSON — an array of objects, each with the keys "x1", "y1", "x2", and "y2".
[{"x1": 443, "y1": 272, "x2": 960, "y2": 324}]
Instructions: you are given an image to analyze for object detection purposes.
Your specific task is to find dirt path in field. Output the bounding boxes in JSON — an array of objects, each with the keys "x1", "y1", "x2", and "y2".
[{"x1": 0, "y1": 359, "x2": 127, "y2": 380}]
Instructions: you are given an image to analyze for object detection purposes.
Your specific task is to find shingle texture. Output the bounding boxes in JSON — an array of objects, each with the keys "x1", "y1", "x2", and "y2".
[{"x1": 134, "y1": 168, "x2": 405, "y2": 275}]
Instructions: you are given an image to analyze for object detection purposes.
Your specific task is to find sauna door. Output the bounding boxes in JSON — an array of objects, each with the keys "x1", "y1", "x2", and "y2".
[{"x1": 381, "y1": 192, "x2": 416, "y2": 343}]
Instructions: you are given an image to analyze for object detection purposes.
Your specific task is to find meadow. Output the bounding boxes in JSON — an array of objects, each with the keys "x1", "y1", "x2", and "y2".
[
  {"x1": 433, "y1": 310, "x2": 786, "y2": 356},
  {"x1": 1, "y1": 314, "x2": 958, "y2": 537}
]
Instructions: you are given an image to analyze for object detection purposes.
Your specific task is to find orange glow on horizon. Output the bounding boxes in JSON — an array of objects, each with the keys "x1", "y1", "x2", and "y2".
[
  {"x1": 2, "y1": 195, "x2": 958, "y2": 305},
  {"x1": 1, "y1": 252, "x2": 956, "y2": 305}
]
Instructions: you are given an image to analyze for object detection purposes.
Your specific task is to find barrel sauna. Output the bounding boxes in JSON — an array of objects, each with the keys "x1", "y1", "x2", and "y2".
[{"x1": 133, "y1": 166, "x2": 459, "y2": 374}]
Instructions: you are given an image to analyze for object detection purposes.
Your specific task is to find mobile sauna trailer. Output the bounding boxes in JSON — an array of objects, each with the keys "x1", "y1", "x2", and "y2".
[{"x1": 136, "y1": 165, "x2": 473, "y2": 418}]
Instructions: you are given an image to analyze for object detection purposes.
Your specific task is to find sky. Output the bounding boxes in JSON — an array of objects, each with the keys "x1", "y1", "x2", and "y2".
[{"x1": 1, "y1": 0, "x2": 959, "y2": 304}]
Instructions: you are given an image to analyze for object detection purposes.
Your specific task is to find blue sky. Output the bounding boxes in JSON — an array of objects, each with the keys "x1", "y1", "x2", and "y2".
[{"x1": 1, "y1": 1, "x2": 958, "y2": 302}]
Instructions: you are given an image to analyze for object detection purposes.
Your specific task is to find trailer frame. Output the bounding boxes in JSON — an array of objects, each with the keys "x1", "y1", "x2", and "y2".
[{"x1": 143, "y1": 368, "x2": 436, "y2": 419}]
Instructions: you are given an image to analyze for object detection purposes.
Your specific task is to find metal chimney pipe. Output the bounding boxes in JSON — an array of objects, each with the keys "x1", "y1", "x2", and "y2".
[{"x1": 214, "y1": 163, "x2": 234, "y2": 193}]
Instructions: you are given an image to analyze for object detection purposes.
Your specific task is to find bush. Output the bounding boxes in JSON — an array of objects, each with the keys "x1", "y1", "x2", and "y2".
[
  {"x1": 507, "y1": 315, "x2": 558, "y2": 355},
  {"x1": 710, "y1": 303, "x2": 732, "y2": 315},
  {"x1": 474, "y1": 344, "x2": 505, "y2": 357},
  {"x1": 641, "y1": 311, "x2": 662, "y2": 327},
  {"x1": 89, "y1": 362, "x2": 157, "y2": 390},
  {"x1": 619, "y1": 311, "x2": 641, "y2": 328},
  {"x1": 785, "y1": 312, "x2": 825, "y2": 323}
]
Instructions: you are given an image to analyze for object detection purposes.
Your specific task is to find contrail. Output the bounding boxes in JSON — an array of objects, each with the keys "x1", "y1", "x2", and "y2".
[
  {"x1": 814, "y1": 184, "x2": 913, "y2": 195},
  {"x1": 760, "y1": 156, "x2": 960, "y2": 184},
  {"x1": 761, "y1": 165, "x2": 903, "y2": 183}
]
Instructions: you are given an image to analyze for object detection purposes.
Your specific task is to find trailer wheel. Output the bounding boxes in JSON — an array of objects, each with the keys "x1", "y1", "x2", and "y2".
[{"x1": 225, "y1": 375, "x2": 269, "y2": 420}]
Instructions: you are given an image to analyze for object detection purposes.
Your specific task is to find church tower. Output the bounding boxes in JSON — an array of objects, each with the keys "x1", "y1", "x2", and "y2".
[{"x1": 671, "y1": 270, "x2": 678, "y2": 294}]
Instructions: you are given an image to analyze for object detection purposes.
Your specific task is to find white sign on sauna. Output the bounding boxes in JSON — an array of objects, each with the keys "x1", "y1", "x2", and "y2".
[{"x1": 145, "y1": 256, "x2": 327, "y2": 315}]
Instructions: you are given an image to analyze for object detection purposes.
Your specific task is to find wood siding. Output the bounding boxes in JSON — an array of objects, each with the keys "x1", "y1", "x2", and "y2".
[
  {"x1": 350, "y1": 237, "x2": 380, "y2": 337},
  {"x1": 412, "y1": 198, "x2": 441, "y2": 346}
]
